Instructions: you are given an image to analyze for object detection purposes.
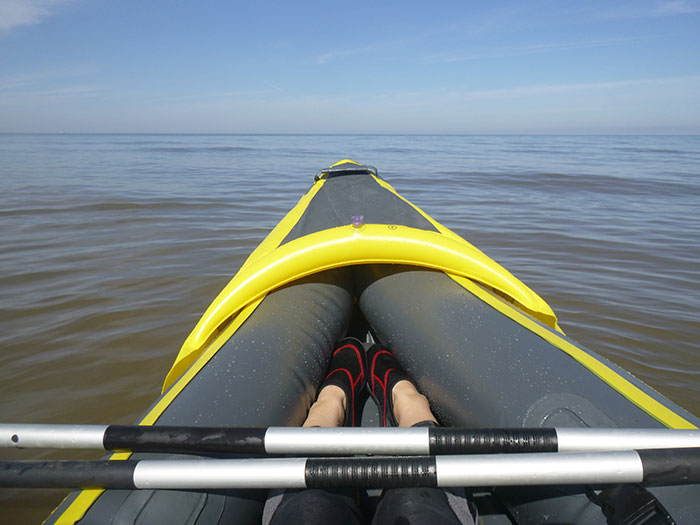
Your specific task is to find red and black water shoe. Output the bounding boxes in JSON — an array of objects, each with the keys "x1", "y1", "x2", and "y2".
[
  {"x1": 318, "y1": 337, "x2": 368, "y2": 427},
  {"x1": 367, "y1": 344, "x2": 413, "y2": 427}
]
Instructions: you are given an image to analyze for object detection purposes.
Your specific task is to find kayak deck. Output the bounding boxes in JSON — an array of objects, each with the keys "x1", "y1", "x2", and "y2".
[{"x1": 47, "y1": 161, "x2": 700, "y2": 524}]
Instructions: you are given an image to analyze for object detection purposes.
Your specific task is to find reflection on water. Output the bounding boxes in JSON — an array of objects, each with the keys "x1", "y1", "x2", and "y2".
[{"x1": 1, "y1": 133, "x2": 699, "y2": 521}]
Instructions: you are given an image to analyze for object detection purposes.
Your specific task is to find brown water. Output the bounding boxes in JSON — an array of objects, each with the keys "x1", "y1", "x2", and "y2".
[{"x1": 1, "y1": 134, "x2": 699, "y2": 522}]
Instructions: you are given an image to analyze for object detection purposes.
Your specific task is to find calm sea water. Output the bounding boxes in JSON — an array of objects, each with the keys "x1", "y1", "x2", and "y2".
[{"x1": 1, "y1": 133, "x2": 699, "y2": 521}]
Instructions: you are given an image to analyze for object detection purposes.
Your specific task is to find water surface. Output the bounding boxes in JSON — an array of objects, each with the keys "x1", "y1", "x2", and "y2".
[{"x1": 1, "y1": 133, "x2": 699, "y2": 521}]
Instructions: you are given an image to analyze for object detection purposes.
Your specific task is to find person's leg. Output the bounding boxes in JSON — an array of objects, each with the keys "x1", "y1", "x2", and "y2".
[
  {"x1": 265, "y1": 338, "x2": 367, "y2": 525},
  {"x1": 367, "y1": 344, "x2": 474, "y2": 525},
  {"x1": 268, "y1": 489, "x2": 364, "y2": 525},
  {"x1": 372, "y1": 486, "x2": 470, "y2": 525}
]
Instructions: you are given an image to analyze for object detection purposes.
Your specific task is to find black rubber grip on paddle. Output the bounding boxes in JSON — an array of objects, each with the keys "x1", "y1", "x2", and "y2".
[
  {"x1": 0, "y1": 460, "x2": 137, "y2": 489},
  {"x1": 639, "y1": 448, "x2": 700, "y2": 486},
  {"x1": 103, "y1": 425, "x2": 267, "y2": 455},
  {"x1": 428, "y1": 428, "x2": 558, "y2": 454},
  {"x1": 305, "y1": 456, "x2": 437, "y2": 488}
]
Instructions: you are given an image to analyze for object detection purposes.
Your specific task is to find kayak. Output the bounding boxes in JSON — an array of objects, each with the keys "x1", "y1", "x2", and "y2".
[{"x1": 47, "y1": 160, "x2": 700, "y2": 524}]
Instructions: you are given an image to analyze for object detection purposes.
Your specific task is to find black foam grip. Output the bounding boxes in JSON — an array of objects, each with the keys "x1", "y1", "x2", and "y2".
[
  {"x1": 103, "y1": 425, "x2": 267, "y2": 455},
  {"x1": 639, "y1": 447, "x2": 700, "y2": 486},
  {"x1": 429, "y1": 428, "x2": 558, "y2": 454},
  {"x1": 0, "y1": 460, "x2": 137, "y2": 489},
  {"x1": 305, "y1": 456, "x2": 437, "y2": 488}
]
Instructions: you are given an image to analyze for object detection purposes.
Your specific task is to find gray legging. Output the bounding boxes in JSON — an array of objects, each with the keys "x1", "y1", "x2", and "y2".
[{"x1": 266, "y1": 487, "x2": 469, "y2": 525}]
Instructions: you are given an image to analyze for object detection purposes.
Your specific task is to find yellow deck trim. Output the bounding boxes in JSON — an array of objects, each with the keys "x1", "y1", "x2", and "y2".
[
  {"x1": 448, "y1": 274, "x2": 697, "y2": 430},
  {"x1": 179, "y1": 223, "x2": 558, "y2": 359},
  {"x1": 50, "y1": 490, "x2": 103, "y2": 525}
]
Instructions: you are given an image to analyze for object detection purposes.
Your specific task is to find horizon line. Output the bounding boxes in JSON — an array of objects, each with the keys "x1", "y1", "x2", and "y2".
[{"x1": 2, "y1": 131, "x2": 700, "y2": 137}]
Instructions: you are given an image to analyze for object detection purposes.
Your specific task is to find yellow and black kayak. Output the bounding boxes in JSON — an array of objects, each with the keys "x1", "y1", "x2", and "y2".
[{"x1": 47, "y1": 161, "x2": 700, "y2": 524}]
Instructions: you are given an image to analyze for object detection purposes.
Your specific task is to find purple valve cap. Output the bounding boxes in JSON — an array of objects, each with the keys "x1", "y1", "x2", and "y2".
[{"x1": 351, "y1": 215, "x2": 364, "y2": 228}]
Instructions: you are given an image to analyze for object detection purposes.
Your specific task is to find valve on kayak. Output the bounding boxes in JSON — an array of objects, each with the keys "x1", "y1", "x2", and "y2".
[{"x1": 314, "y1": 161, "x2": 378, "y2": 181}]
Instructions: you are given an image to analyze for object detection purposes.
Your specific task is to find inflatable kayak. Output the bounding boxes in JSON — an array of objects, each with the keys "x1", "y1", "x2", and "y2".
[{"x1": 47, "y1": 160, "x2": 700, "y2": 524}]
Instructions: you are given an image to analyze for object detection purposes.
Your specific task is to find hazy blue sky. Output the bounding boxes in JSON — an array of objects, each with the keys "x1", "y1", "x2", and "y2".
[{"x1": 1, "y1": 0, "x2": 699, "y2": 133}]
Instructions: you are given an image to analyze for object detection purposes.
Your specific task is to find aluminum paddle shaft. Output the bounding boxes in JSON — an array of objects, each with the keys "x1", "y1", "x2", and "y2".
[
  {"x1": 2, "y1": 449, "x2": 700, "y2": 489},
  {"x1": 2, "y1": 424, "x2": 700, "y2": 455}
]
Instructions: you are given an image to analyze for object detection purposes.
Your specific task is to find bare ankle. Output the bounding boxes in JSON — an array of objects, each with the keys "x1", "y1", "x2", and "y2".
[
  {"x1": 392, "y1": 380, "x2": 438, "y2": 427},
  {"x1": 303, "y1": 385, "x2": 346, "y2": 427}
]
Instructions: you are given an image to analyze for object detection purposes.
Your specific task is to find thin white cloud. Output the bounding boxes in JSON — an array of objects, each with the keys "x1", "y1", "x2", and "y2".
[
  {"x1": 286, "y1": 76, "x2": 700, "y2": 105},
  {"x1": 450, "y1": 75, "x2": 700, "y2": 100},
  {"x1": 656, "y1": 0, "x2": 700, "y2": 14},
  {"x1": 315, "y1": 43, "x2": 387, "y2": 65},
  {"x1": 182, "y1": 76, "x2": 700, "y2": 110},
  {"x1": 264, "y1": 81, "x2": 286, "y2": 94},
  {"x1": 0, "y1": 67, "x2": 104, "y2": 108},
  {"x1": 595, "y1": 0, "x2": 700, "y2": 21},
  {"x1": 422, "y1": 37, "x2": 638, "y2": 64},
  {"x1": 312, "y1": 9, "x2": 527, "y2": 66},
  {"x1": 0, "y1": 85, "x2": 104, "y2": 108},
  {"x1": 311, "y1": 2, "x2": 696, "y2": 67},
  {"x1": 126, "y1": 86, "x2": 290, "y2": 105},
  {"x1": 0, "y1": 67, "x2": 93, "y2": 91},
  {"x1": 0, "y1": 0, "x2": 74, "y2": 32}
]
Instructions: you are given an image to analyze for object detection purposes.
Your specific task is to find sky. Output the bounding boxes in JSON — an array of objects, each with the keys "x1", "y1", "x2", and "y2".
[{"x1": 1, "y1": 0, "x2": 699, "y2": 134}]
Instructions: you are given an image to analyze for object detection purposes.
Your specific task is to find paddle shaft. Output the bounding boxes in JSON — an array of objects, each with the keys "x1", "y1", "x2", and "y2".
[
  {"x1": 3, "y1": 424, "x2": 700, "y2": 455},
  {"x1": 2, "y1": 449, "x2": 700, "y2": 489}
]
